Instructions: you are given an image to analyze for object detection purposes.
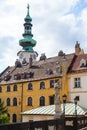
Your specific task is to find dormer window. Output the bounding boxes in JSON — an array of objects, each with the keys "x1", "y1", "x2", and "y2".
[
  {"x1": 22, "y1": 58, "x2": 27, "y2": 64},
  {"x1": 45, "y1": 68, "x2": 53, "y2": 75},
  {"x1": 56, "y1": 65, "x2": 62, "y2": 73},
  {"x1": 4, "y1": 75, "x2": 11, "y2": 81},
  {"x1": 80, "y1": 59, "x2": 86, "y2": 67}
]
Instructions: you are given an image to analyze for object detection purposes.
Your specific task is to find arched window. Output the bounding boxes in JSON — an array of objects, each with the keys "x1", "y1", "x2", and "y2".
[
  {"x1": 40, "y1": 82, "x2": 45, "y2": 89},
  {"x1": 39, "y1": 96, "x2": 45, "y2": 106},
  {"x1": 27, "y1": 97, "x2": 32, "y2": 106},
  {"x1": 7, "y1": 98, "x2": 10, "y2": 106},
  {"x1": 0, "y1": 98, "x2": 2, "y2": 103},
  {"x1": 13, "y1": 98, "x2": 17, "y2": 106},
  {"x1": 28, "y1": 83, "x2": 33, "y2": 90},
  {"x1": 12, "y1": 114, "x2": 17, "y2": 123},
  {"x1": 7, "y1": 85, "x2": 10, "y2": 92},
  {"x1": 0, "y1": 86, "x2": 2, "y2": 92},
  {"x1": 13, "y1": 85, "x2": 17, "y2": 91}
]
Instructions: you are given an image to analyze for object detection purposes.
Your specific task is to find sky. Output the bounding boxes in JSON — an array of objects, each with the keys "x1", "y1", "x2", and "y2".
[{"x1": 0, "y1": 0, "x2": 87, "y2": 73}]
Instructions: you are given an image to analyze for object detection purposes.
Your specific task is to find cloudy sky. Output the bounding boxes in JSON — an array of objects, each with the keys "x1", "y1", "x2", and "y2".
[{"x1": 0, "y1": 0, "x2": 87, "y2": 72}]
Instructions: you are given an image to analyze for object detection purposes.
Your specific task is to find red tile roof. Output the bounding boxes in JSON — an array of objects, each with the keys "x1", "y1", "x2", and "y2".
[
  {"x1": 68, "y1": 54, "x2": 87, "y2": 72},
  {"x1": 0, "y1": 53, "x2": 75, "y2": 84}
]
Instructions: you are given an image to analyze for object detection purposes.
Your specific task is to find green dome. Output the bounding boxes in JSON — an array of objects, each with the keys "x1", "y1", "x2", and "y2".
[{"x1": 19, "y1": 4, "x2": 37, "y2": 52}]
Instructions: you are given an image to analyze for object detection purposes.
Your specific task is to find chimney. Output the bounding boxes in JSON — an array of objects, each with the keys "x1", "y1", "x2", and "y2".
[
  {"x1": 75, "y1": 41, "x2": 81, "y2": 55},
  {"x1": 39, "y1": 53, "x2": 46, "y2": 61},
  {"x1": 29, "y1": 55, "x2": 32, "y2": 68}
]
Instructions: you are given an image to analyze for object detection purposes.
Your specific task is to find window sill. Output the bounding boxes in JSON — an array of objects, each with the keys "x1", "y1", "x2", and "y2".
[{"x1": 74, "y1": 87, "x2": 81, "y2": 88}]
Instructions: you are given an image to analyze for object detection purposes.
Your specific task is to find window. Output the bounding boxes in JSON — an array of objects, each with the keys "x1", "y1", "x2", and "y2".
[
  {"x1": 27, "y1": 97, "x2": 32, "y2": 106},
  {"x1": 13, "y1": 85, "x2": 17, "y2": 91},
  {"x1": 50, "y1": 79, "x2": 59, "y2": 88},
  {"x1": 12, "y1": 114, "x2": 17, "y2": 123},
  {"x1": 40, "y1": 82, "x2": 45, "y2": 89},
  {"x1": 56, "y1": 66, "x2": 62, "y2": 73},
  {"x1": 7, "y1": 85, "x2": 10, "y2": 92},
  {"x1": 39, "y1": 96, "x2": 45, "y2": 106},
  {"x1": 80, "y1": 59, "x2": 86, "y2": 67},
  {"x1": 13, "y1": 98, "x2": 17, "y2": 106},
  {"x1": 74, "y1": 78, "x2": 81, "y2": 88},
  {"x1": 0, "y1": 86, "x2": 2, "y2": 92},
  {"x1": 0, "y1": 98, "x2": 2, "y2": 103},
  {"x1": 49, "y1": 95, "x2": 54, "y2": 105},
  {"x1": 7, "y1": 98, "x2": 10, "y2": 106},
  {"x1": 28, "y1": 83, "x2": 33, "y2": 90},
  {"x1": 45, "y1": 68, "x2": 53, "y2": 75},
  {"x1": 50, "y1": 80, "x2": 54, "y2": 88}
]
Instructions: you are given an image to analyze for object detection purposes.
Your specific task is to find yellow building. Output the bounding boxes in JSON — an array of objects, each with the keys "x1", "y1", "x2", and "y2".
[{"x1": 0, "y1": 5, "x2": 86, "y2": 123}]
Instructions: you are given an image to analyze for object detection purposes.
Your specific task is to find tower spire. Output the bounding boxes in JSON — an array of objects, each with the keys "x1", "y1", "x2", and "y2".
[
  {"x1": 27, "y1": 4, "x2": 29, "y2": 16},
  {"x1": 19, "y1": 4, "x2": 36, "y2": 52}
]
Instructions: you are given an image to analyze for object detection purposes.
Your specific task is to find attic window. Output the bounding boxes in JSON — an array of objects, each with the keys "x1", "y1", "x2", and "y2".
[
  {"x1": 56, "y1": 66, "x2": 62, "y2": 73},
  {"x1": 14, "y1": 72, "x2": 34, "y2": 80},
  {"x1": 15, "y1": 59, "x2": 21, "y2": 67},
  {"x1": 45, "y1": 68, "x2": 53, "y2": 75},
  {"x1": 4, "y1": 75, "x2": 11, "y2": 81},
  {"x1": 80, "y1": 59, "x2": 86, "y2": 67},
  {"x1": 14, "y1": 74, "x2": 21, "y2": 80}
]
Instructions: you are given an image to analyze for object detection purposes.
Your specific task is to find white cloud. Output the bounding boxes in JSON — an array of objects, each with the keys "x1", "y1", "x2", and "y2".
[{"x1": 0, "y1": 0, "x2": 87, "y2": 72}]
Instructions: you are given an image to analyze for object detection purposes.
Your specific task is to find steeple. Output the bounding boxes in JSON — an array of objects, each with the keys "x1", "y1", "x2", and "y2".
[{"x1": 19, "y1": 4, "x2": 36, "y2": 52}]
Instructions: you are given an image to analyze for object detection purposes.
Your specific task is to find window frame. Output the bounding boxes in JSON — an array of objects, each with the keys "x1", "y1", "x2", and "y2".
[
  {"x1": 13, "y1": 97, "x2": 17, "y2": 106},
  {"x1": 0, "y1": 86, "x2": 2, "y2": 92},
  {"x1": 40, "y1": 81, "x2": 45, "y2": 89},
  {"x1": 28, "y1": 83, "x2": 33, "y2": 90},
  {"x1": 39, "y1": 96, "x2": 45, "y2": 106},
  {"x1": 74, "y1": 77, "x2": 81, "y2": 88},
  {"x1": 13, "y1": 85, "x2": 17, "y2": 91},
  {"x1": 7, "y1": 85, "x2": 11, "y2": 92},
  {"x1": 27, "y1": 97, "x2": 33, "y2": 106},
  {"x1": 7, "y1": 98, "x2": 11, "y2": 106}
]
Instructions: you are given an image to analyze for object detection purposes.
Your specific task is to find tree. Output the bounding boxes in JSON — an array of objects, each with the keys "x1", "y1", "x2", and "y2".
[{"x1": 0, "y1": 102, "x2": 9, "y2": 124}]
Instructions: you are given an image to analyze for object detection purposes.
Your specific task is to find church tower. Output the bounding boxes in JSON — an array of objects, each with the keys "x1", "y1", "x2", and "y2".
[{"x1": 17, "y1": 4, "x2": 38, "y2": 63}]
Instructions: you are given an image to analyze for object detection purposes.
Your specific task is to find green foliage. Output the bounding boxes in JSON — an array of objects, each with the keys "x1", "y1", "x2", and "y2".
[{"x1": 0, "y1": 102, "x2": 9, "y2": 124}]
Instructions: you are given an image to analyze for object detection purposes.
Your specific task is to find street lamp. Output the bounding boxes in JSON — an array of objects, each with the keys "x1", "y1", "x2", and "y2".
[
  {"x1": 62, "y1": 94, "x2": 67, "y2": 117},
  {"x1": 74, "y1": 97, "x2": 77, "y2": 116}
]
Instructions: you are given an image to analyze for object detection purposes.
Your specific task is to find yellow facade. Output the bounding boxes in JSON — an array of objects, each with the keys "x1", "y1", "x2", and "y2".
[{"x1": 0, "y1": 75, "x2": 68, "y2": 122}]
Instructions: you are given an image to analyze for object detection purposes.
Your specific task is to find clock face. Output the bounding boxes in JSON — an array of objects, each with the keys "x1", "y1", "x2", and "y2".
[{"x1": 19, "y1": 53, "x2": 24, "y2": 59}]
